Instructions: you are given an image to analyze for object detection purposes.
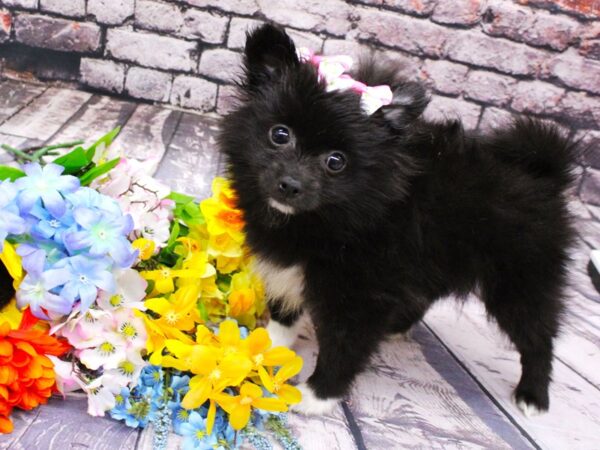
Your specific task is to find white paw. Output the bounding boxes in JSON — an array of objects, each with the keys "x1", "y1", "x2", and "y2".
[
  {"x1": 515, "y1": 398, "x2": 544, "y2": 417},
  {"x1": 266, "y1": 320, "x2": 300, "y2": 348},
  {"x1": 291, "y1": 382, "x2": 339, "y2": 416}
]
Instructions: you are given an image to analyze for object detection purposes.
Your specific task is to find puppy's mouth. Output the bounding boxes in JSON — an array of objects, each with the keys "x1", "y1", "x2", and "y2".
[{"x1": 268, "y1": 198, "x2": 295, "y2": 215}]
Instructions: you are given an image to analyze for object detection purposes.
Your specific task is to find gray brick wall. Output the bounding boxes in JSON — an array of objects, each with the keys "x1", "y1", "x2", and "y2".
[{"x1": 0, "y1": 0, "x2": 599, "y2": 204}]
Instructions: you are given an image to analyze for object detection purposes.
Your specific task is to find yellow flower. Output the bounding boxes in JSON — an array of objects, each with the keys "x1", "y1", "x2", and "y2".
[
  {"x1": 141, "y1": 266, "x2": 198, "y2": 294},
  {"x1": 215, "y1": 255, "x2": 242, "y2": 274},
  {"x1": 244, "y1": 327, "x2": 296, "y2": 369},
  {"x1": 201, "y1": 178, "x2": 245, "y2": 247},
  {"x1": 0, "y1": 241, "x2": 23, "y2": 290},
  {"x1": 132, "y1": 238, "x2": 155, "y2": 260},
  {"x1": 258, "y1": 356, "x2": 303, "y2": 404},
  {"x1": 207, "y1": 233, "x2": 243, "y2": 259},
  {"x1": 215, "y1": 382, "x2": 287, "y2": 430},
  {"x1": 145, "y1": 285, "x2": 200, "y2": 332},
  {"x1": 228, "y1": 271, "x2": 255, "y2": 317},
  {"x1": 0, "y1": 300, "x2": 22, "y2": 331}
]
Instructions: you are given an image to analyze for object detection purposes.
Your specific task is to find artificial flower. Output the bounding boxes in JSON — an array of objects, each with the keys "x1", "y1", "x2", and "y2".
[
  {"x1": 64, "y1": 207, "x2": 136, "y2": 268},
  {"x1": 258, "y1": 356, "x2": 303, "y2": 404},
  {"x1": 215, "y1": 382, "x2": 287, "y2": 430},
  {"x1": 96, "y1": 268, "x2": 147, "y2": 311},
  {"x1": 56, "y1": 255, "x2": 115, "y2": 311},
  {"x1": 141, "y1": 267, "x2": 199, "y2": 294},
  {"x1": 131, "y1": 238, "x2": 156, "y2": 261},
  {"x1": 0, "y1": 181, "x2": 27, "y2": 249},
  {"x1": 0, "y1": 320, "x2": 70, "y2": 433},
  {"x1": 14, "y1": 163, "x2": 79, "y2": 218}
]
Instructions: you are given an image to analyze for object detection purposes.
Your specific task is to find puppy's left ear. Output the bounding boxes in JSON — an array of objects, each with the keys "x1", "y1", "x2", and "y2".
[
  {"x1": 244, "y1": 24, "x2": 299, "y2": 90},
  {"x1": 374, "y1": 82, "x2": 430, "y2": 129}
]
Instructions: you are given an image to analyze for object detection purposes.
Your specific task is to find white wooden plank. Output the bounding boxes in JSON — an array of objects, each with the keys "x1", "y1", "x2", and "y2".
[
  {"x1": 0, "y1": 88, "x2": 92, "y2": 140},
  {"x1": 4, "y1": 395, "x2": 139, "y2": 450},
  {"x1": 425, "y1": 298, "x2": 600, "y2": 450},
  {"x1": 110, "y1": 104, "x2": 181, "y2": 175},
  {"x1": 47, "y1": 95, "x2": 137, "y2": 150},
  {"x1": 292, "y1": 317, "x2": 527, "y2": 449},
  {"x1": 0, "y1": 80, "x2": 46, "y2": 125},
  {"x1": 154, "y1": 113, "x2": 221, "y2": 199}
]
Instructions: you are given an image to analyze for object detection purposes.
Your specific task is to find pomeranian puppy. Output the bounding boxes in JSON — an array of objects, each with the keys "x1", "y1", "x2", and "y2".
[{"x1": 219, "y1": 24, "x2": 577, "y2": 417}]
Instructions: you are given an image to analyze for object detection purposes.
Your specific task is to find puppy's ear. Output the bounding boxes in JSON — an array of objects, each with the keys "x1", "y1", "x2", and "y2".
[
  {"x1": 244, "y1": 24, "x2": 299, "y2": 89},
  {"x1": 375, "y1": 82, "x2": 429, "y2": 129}
]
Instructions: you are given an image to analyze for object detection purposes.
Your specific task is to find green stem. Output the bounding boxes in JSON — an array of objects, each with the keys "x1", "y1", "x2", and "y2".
[
  {"x1": 1, "y1": 144, "x2": 35, "y2": 161},
  {"x1": 31, "y1": 140, "x2": 84, "y2": 160},
  {"x1": 1, "y1": 140, "x2": 84, "y2": 164}
]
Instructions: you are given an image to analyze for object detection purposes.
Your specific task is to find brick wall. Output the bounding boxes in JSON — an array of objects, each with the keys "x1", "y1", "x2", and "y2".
[{"x1": 0, "y1": 0, "x2": 599, "y2": 204}]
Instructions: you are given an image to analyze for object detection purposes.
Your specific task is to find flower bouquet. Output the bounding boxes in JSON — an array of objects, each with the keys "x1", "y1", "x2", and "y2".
[{"x1": 0, "y1": 129, "x2": 303, "y2": 449}]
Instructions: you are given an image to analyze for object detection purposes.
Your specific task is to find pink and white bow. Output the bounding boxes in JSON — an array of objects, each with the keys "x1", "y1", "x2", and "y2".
[{"x1": 297, "y1": 47, "x2": 394, "y2": 115}]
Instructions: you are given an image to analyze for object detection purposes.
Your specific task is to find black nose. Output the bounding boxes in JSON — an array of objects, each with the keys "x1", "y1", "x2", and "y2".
[{"x1": 278, "y1": 176, "x2": 302, "y2": 198}]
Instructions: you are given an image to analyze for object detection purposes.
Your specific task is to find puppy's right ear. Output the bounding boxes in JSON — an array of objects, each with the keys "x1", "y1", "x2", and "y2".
[
  {"x1": 375, "y1": 82, "x2": 430, "y2": 129},
  {"x1": 244, "y1": 24, "x2": 299, "y2": 90}
]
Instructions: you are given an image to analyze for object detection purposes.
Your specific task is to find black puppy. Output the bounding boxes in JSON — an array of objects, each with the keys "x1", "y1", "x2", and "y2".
[{"x1": 219, "y1": 24, "x2": 576, "y2": 416}]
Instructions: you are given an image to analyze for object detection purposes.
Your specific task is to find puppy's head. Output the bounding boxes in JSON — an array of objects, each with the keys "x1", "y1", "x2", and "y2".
[{"x1": 220, "y1": 24, "x2": 428, "y2": 231}]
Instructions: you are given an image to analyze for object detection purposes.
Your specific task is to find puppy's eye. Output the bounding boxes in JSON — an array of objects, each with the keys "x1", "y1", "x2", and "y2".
[
  {"x1": 325, "y1": 152, "x2": 346, "y2": 173},
  {"x1": 269, "y1": 125, "x2": 291, "y2": 146}
]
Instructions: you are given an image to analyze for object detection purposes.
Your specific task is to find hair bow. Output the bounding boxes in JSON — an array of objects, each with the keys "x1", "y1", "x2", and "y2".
[{"x1": 297, "y1": 47, "x2": 393, "y2": 115}]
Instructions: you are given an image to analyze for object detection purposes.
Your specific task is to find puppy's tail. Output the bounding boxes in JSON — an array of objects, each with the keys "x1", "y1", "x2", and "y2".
[{"x1": 489, "y1": 117, "x2": 579, "y2": 193}]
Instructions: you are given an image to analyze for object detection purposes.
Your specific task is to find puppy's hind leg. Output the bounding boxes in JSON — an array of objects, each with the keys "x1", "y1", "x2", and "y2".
[
  {"x1": 266, "y1": 299, "x2": 303, "y2": 348},
  {"x1": 481, "y1": 277, "x2": 564, "y2": 416}
]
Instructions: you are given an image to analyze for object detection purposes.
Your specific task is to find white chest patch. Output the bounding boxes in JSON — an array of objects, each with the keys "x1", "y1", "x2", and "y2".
[{"x1": 253, "y1": 258, "x2": 305, "y2": 314}]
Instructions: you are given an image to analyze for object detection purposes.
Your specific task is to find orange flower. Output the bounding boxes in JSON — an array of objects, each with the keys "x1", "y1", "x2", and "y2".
[{"x1": 0, "y1": 320, "x2": 70, "y2": 433}]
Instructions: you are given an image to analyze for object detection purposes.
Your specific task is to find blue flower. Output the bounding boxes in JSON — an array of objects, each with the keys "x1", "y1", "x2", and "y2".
[
  {"x1": 0, "y1": 180, "x2": 27, "y2": 248},
  {"x1": 29, "y1": 202, "x2": 74, "y2": 243},
  {"x1": 179, "y1": 411, "x2": 219, "y2": 450},
  {"x1": 63, "y1": 206, "x2": 136, "y2": 267},
  {"x1": 16, "y1": 270, "x2": 72, "y2": 318},
  {"x1": 140, "y1": 365, "x2": 164, "y2": 390},
  {"x1": 109, "y1": 388, "x2": 133, "y2": 422},
  {"x1": 15, "y1": 163, "x2": 79, "y2": 218},
  {"x1": 171, "y1": 406, "x2": 192, "y2": 435},
  {"x1": 170, "y1": 375, "x2": 190, "y2": 401},
  {"x1": 56, "y1": 255, "x2": 115, "y2": 310}
]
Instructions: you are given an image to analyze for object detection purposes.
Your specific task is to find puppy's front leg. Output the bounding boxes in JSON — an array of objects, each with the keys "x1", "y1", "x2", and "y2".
[
  {"x1": 266, "y1": 299, "x2": 303, "y2": 348},
  {"x1": 292, "y1": 308, "x2": 386, "y2": 416}
]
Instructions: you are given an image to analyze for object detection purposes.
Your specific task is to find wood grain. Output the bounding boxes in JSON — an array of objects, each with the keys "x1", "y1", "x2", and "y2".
[
  {"x1": 1, "y1": 396, "x2": 139, "y2": 450},
  {"x1": 47, "y1": 95, "x2": 137, "y2": 150},
  {"x1": 425, "y1": 297, "x2": 600, "y2": 450},
  {"x1": 110, "y1": 104, "x2": 181, "y2": 175},
  {"x1": 0, "y1": 80, "x2": 46, "y2": 125},
  {"x1": 154, "y1": 112, "x2": 221, "y2": 199},
  {"x1": 0, "y1": 88, "x2": 92, "y2": 140}
]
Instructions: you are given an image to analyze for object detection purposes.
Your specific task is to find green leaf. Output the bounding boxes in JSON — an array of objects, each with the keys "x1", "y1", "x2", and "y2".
[
  {"x1": 166, "y1": 221, "x2": 181, "y2": 248},
  {"x1": 79, "y1": 157, "x2": 120, "y2": 186},
  {"x1": 86, "y1": 127, "x2": 121, "y2": 161},
  {"x1": 0, "y1": 165, "x2": 25, "y2": 181},
  {"x1": 53, "y1": 147, "x2": 91, "y2": 174},
  {"x1": 167, "y1": 191, "x2": 196, "y2": 205}
]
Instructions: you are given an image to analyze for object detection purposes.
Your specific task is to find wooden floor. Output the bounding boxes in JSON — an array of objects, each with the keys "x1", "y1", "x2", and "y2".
[{"x1": 0, "y1": 79, "x2": 599, "y2": 450}]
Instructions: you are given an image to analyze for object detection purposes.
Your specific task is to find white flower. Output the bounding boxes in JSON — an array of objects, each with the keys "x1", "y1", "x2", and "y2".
[
  {"x1": 113, "y1": 307, "x2": 147, "y2": 350},
  {"x1": 114, "y1": 350, "x2": 147, "y2": 383},
  {"x1": 47, "y1": 356, "x2": 86, "y2": 395},
  {"x1": 84, "y1": 372, "x2": 129, "y2": 416},
  {"x1": 78, "y1": 331, "x2": 127, "y2": 370},
  {"x1": 53, "y1": 308, "x2": 110, "y2": 350},
  {"x1": 97, "y1": 268, "x2": 147, "y2": 311},
  {"x1": 138, "y1": 210, "x2": 171, "y2": 248}
]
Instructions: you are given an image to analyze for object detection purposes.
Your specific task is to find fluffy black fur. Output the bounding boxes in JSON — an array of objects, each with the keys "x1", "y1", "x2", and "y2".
[
  {"x1": 0, "y1": 264, "x2": 13, "y2": 310},
  {"x1": 219, "y1": 24, "x2": 577, "y2": 413}
]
